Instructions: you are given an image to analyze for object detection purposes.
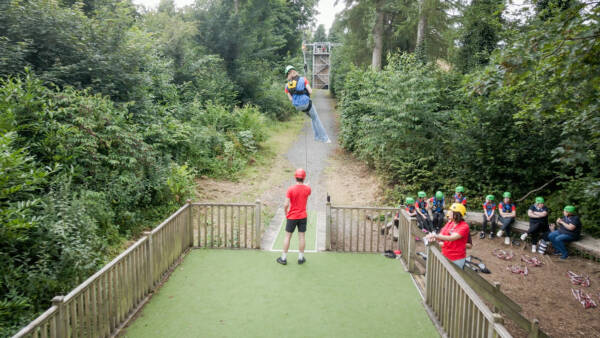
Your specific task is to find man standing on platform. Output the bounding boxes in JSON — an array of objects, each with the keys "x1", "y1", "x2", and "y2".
[{"x1": 277, "y1": 168, "x2": 311, "y2": 265}]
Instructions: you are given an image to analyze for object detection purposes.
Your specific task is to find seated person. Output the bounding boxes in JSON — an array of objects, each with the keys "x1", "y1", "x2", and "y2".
[
  {"x1": 429, "y1": 191, "x2": 445, "y2": 233},
  {"x1": 453, "y1": 186, "x2": 467, "y2": 207},
  {"x1": 496, "y1": 192, "x2": 516, "y2": 245},
  {"x1": 521, "y1": 196, "x2": 549, "y2": 253},
  {"x1": 548, "y1": 205, "x2": 582, "y2": 260},
  {"x1": 415, "y1": 191, "x2": 433, "y2": 232},
  {"x1": 481, "y1": 194, "x2": 497, "y2": 239}
]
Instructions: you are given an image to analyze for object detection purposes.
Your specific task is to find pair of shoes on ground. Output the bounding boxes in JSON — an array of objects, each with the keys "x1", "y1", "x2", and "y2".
[{"x1": 277, "y1": 257, "x2": 306, "y2": 265}]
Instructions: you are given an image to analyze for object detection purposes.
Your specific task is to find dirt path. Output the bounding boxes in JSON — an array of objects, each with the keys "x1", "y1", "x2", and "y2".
[{"x1": 195, "y1": 90, "x2": 382, "y2": 251}]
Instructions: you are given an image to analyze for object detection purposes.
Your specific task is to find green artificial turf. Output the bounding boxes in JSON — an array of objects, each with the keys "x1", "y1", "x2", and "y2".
[
  {"x1": 123, "y1": 250, "x2": 438, "y2": 338},
  {"x1": 272, "y1": 211, "x2": 317, "y2": 251}
]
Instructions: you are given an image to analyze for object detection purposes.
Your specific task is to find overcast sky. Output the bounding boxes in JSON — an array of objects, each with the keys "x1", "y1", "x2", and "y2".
[{"x1": 132, "y1": 0, "x2": 345, "y2": 33}]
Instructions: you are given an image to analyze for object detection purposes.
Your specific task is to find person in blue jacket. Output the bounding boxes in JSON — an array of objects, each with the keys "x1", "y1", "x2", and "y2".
[{"x1": 284, "y1": 65, "x2": 331, "y2": 143}]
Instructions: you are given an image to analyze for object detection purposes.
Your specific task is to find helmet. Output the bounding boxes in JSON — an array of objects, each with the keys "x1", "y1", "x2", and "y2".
[
  {"x1": 564, "y1": 205, "x2": 576, "y2": 213},
  {"x1": 435, "y1": 191, "x2": 444, "y2": 199},
  {"x1": 486, "y1": 195, "x2": 494, "y2": 201},
  {"x1": 418, "y1": 191, "x2": 427, "y2": 198},
  {"x1": 455, "y1": 186, "x2": 464, "y2": 193},
  {"x1": 449, "y1": 203, "x2": 467, "y2": 216},
  {"x1": 405, "y1": 197, "x2": 415, "y2": 205},
  {"x1": 294, "y1": 168, "x2": 306, "y2": 179},
  {"x1": 285, "y1": 65, "x2": 295, "y2": 75},
  {"x1": 535, "y1": 196, "x2": 544, "y2": 204},
  {"x1": 503, "y1": 192, "x2": 511, "y2": 198}
]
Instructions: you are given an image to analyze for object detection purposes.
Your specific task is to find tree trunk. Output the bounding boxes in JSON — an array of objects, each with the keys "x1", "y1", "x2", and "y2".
[
  {"x1": 416, "y1": 0, "x2": 427, "y2": 51},
  {"x1": 371, "y1": 1, "x2": 384, "y2": 71}
]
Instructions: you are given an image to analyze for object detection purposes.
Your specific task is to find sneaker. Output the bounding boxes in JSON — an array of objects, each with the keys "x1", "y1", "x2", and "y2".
[
  {"x1": 531, "y1": 245, "x2": 537, "y2": 253},
  {"x1": 479, "y1": 232, "x2": 485, "y2": 239},
  {"x1": 489, "y1": 232, "x2": 495, "y2": 239},
  {"x1": 276, "y1": 257, "x2": 287, "y2": 265},
  {"x1": 504, "y1": 237, "x2": 510, "y2": 245},
  {"x1": 298, "y1": 257, "x2": 306, "y2": 265},
  {"x1": 520, "y1": 233, "x2": 528, "y2": 241},
  {"x1": 497, "y1": 230, "x2": 504, "y2": 237},
  {"x1": 325, "y1": 139, "x2": 332, "y2": 144}
]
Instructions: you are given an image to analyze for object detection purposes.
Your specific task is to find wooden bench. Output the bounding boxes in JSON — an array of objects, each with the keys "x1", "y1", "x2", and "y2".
[{"x1": 464, "y1": 211, "x2": 600, "y2": 260}]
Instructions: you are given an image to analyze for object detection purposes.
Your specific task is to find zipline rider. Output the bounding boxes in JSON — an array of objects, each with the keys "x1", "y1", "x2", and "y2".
[{"x1": 284, "y1": 65, "x2": 331, "y2": 143}]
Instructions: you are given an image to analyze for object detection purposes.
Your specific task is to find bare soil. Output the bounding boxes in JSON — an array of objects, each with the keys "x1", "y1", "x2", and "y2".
[{"x1": 467, "y1": 234, "x2": 600, "y2": 337}]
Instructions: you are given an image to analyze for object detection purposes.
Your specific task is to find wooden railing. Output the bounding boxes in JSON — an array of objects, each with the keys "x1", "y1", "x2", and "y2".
[
  {"x1": 326, "y1": 203, "x2": 420, "y2": 272},
  {"x1": 12, "y1": 200, "x2": 262, "y2": 338},
  {"x1": 192, "y1": 201, "x2": 261, "y2": 249},
  {"x1": 425, "y1": 245, "x2": 512, "y2": 338}
]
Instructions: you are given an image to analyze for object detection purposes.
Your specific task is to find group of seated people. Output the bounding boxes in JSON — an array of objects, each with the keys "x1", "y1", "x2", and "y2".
[{"x1": 402, "y1": 186, "x2": 583, "y2": 266}]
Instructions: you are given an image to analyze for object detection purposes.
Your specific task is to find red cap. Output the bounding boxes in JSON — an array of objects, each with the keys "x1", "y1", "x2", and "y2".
[{"x1": 295, "y1": 168, "x2": 306, "y2": 179}]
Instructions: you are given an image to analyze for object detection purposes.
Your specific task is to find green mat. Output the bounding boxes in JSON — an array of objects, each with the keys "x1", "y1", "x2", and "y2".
[
  {"x1": 123, "y1": 250, "x2": 438, "y2": 338},
  {"x1": 272, "y1": 211, "x2": 317, "y2": 251}
]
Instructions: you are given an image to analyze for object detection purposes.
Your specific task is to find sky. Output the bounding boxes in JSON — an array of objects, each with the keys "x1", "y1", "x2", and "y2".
[{"x1": 131, "y1": 0, "x2": 345, "y2": 33}]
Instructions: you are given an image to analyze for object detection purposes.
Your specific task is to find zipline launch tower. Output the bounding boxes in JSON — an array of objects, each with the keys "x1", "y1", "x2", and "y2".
[{"x1": 302, "y1": 42, "x2": 339, "y2": 90}]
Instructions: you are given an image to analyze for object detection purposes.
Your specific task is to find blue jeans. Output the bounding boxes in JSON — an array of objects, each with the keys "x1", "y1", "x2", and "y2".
[
  {"x1": 548, "y1": 231, "x2": 577, "y2": 258},
  {"x1": 298, "y1": 102, "x2": 330, "y2": 142},
  {"x1": 452, "y1": 258, "x2": 466, "y2": 269}
]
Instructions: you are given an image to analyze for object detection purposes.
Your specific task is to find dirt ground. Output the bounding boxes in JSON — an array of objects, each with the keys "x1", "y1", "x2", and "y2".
[{"x1": 466, "y1": 233, "x2": 600, "y2": 337}]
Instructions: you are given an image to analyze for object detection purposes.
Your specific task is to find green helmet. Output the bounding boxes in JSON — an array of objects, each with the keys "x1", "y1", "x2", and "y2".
[
  {"x1": 418, "y1": 191, "x2": 427, "y2": 198},
  {"x1": 503, "y1": 192, "x2": 511, "y2": 198},
  {"x1": 564, "y1": 205, "x2": 576, "y2": 213},
  {"x1": 406, "y1": 197, "x2": 415, "y2": 205},
  {"x1": 285, "y1": 65, "x2": 295, "y2": 75},
  {"x1": 486, "y1": 195, "x2": 494, "y2": 201},
  {"x1": 435, "y1": 191, "x2": 444, "y2": 199},
  {"x1": 455, "y1": 186, "x2": 464, "y2": 193},
  {"x1": 535, "y1": 196, "x2": 544, "y2": 204}
]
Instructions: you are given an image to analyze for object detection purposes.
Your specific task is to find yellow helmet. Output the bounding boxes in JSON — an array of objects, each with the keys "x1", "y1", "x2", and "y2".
[{"x1": 449, "y1": 203, "x2": 466, "y2": 216}]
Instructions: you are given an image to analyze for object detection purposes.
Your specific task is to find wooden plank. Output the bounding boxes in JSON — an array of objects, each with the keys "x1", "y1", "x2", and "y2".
[
  {"x1": 455, "y1": 267, "x2": 522, "y2": 313},
  {"x1": 342, "y1": 209, "x2": 346, "y2": 251},
  {"x1": 210, "y1": 206, "x2": 214, "y2": 248}
]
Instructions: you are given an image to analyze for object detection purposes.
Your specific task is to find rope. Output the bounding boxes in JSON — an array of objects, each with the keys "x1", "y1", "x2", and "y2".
[{"x1": 304, "y1": 122, "x2": 308, "y2": 176}]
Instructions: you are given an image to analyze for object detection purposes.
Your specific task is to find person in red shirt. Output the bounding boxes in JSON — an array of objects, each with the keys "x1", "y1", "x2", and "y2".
[
  {"x1": 425, "y1": 203, "x2": 470, "y2": 269},
  {"x1": 277, "y1": 168, "x2": 311, "y2": 265}
]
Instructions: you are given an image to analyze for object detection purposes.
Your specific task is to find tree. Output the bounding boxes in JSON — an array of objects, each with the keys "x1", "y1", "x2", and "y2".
[{"x1": 313, "y1": 24, "x2": 327, "y2": 41}]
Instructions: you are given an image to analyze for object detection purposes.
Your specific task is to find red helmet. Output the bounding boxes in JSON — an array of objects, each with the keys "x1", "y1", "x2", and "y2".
[{"x1": 294, "y1": 168, "x2": 306, "y2": 179}]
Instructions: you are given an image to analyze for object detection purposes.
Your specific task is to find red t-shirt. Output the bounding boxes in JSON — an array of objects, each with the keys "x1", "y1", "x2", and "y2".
[
  {"x1": 440, "y1": 220, "x2": 470, "y2": 261},
  {"x1": 286, "y1": 184, "x2": 311, "y2": 219}
]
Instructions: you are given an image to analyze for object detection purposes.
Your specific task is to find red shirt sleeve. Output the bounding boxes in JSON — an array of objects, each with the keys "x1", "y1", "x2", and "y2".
[
  {"x1": 511, "y1": 205, "x2": 516, "y2": 211},
  {"x1": 284, "y1": 86, "x2": 289, "y2": 94},
  {"x1": 461, "y1": 199, "x2": 467, "y2": 205},
  {"x1": 457, "y1": 222, "x2": 470, "y2": 239},
  {"x1": 304, "y1": 78, "x2": 309, "y2": 86},
  {"x1": 307, "y1": 185, "x2": 312, "y2": 196},
  {"x1": 492, "y1": 205, "x2": 496, "y2": 210},
  {"x1": 286, "y1": 188, "x2": 291, "y2": 198}
]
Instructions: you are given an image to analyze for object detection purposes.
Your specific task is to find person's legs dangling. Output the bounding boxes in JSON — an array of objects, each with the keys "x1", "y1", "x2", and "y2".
[{"x1": 308, "y1": 104, "x2": 330, "y2": 143}]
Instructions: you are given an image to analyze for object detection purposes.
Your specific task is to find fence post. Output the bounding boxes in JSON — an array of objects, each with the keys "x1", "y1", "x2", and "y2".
[
  {"x1": 144, "y1": 231, "x2": 154, "y2": 289},
  {"x1": 326, "y1": 201, "x2": 331, "y2": 250},
  {"x1": 425, "y1": 244, "x2": 431, "y2": 303},
  {"x1": 529, "y1": 319, "x2": 540, "y2": 338},
  {"x1": 187, "y1": 200, "x2": 194, "y2": 248},
  {"x1": 492, "y1": 282, "x2": 501, "y2": 313},
  {"x1": 52, "y1": 296, "x2": 66, "y2": 338},
  {"x1": 254, "y1": 200, "x2": 261, "y2": 249},
  {"x1": 489, "y1": 313, "x2": 504, "y2": 337},
  {"x1": 408, "y1": 217, "x2": 416, "y2": 273}
]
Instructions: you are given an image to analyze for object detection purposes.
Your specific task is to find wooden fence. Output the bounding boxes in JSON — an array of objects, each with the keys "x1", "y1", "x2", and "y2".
[
  {"x1": 12, "y1": 200, "x2": 262, "y2": 338},
  {"x1": 192, "y1": 201, "x2": 261, "y2": 249},
  {"x1": 425, "y1": 245, "x2": 512, "y2": 338},
  {"x1": 326, "y1": 203, "x2": 421, "y2": 272}
]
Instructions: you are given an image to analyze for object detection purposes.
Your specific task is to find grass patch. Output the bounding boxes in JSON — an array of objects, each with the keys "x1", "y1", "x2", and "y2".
[{"x1": 123, "y1": 250, "x2": 437, "y2": 338}]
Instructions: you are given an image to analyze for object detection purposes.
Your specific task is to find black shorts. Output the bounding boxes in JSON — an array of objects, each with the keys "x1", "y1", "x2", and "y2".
[{"x1": 286, "y1": 218, "x2": 307, "y2": 233}]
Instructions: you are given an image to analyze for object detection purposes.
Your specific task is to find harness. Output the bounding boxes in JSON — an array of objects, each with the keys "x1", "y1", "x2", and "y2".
[
  {"x1": 431, "y1": 198, "x2": 444, "y2": 213},
  {"x1": 417, "y1": 199, "x2": 427, "y2": 213},
  {"x1": 483, "y1": 202, "x2": 496, "y2": 216},
  {"x1": 501, "y1": 202, "x2": 514, "y2": 213},
  {"x1": 406, "y1": 205, "x2": 415, "y2": 213},
  {"x1": 454, "y1": 193, "x2": 466, "y2": 204},
  {"x1": 287, "y1": 76, "x2": 311, "y2": 114}
]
